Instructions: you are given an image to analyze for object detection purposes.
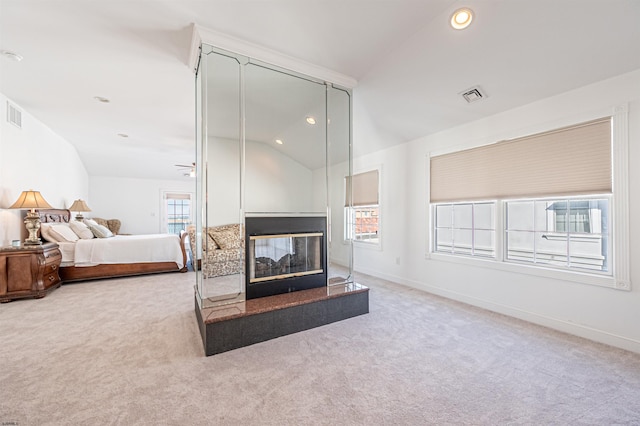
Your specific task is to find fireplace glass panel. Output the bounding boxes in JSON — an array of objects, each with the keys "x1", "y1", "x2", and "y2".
[{"x1": 249, "y1": 233, "x2": 323, "y2": 283}]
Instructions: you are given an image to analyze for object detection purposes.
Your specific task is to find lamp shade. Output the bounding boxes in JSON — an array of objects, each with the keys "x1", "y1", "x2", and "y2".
[
  {"x1": 9, "y1": 190, "x2": 53, "y2": 210},
  {"x1": 68, "y1": 199, "x2": 91, "y2": 212}
]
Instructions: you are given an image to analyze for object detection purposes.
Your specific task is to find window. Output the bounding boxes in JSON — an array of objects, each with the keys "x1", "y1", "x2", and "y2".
[
  {"x1": 345, "y1": 205, "x2": 379, "y2": 243},
  {"x1": 163, "y1": 192, "x2": 192, "y2": 235},
  {"x1": 428, "y1": 113, "x2": 630, "y2": 288},
  {"x1": 345, "y1": 169, "x2": 380, "y2": 244},
  {"x1": 505, "y1": 197, "x2": 609, "y2": 272},
  {"x1": 434, "y1": 202, "x2": 495, "y2": 257}
]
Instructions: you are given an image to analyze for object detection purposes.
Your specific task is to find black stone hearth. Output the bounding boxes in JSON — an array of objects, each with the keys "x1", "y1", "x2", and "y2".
[
  {"x1": 195, "y1": 283, "x2": 369, "y2": 356},
  {"x1": 245, "y1": 216, "x2": 327, "y2": 300}
]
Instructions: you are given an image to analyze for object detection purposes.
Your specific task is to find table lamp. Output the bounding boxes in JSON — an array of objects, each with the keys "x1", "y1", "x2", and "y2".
[
  {"x1": 9, "y1": 189, "x2": 53, "y2": 245},
  {"x1": 68, "y1": 199, "x2": 92, "y2": 221}
]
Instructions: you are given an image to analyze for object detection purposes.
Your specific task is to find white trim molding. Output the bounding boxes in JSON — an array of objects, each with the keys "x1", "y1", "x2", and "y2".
[
  {"x1": 187, "y1": 23, "x2": 202, "y2": 73},
  {"x1": 612, "y1": 104, "x2": 630, "y2": 290},
  {"x1": 188, "y1": 23, "x2": 357, "y2": 88}
]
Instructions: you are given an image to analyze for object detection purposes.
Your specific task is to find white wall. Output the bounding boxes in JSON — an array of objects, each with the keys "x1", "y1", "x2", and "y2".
[
  {"x1": 0, "y1": 93, "x2": 88, "y2": 245},
  {"x1": 206, "y1": 137, "x2": 319, "y2": 226},
  {"x1": 89, "y1": 176, "x2": 194, "y2": 235},
  {"x1": 245, "y1": 140, "x2": 316, "y2": 213},
  {"x1": 352, "y1": 69, "x2": 640, "y2": 353},
  {"x1": 207, "y1": 137, "x2": 241, "y2": 225}
]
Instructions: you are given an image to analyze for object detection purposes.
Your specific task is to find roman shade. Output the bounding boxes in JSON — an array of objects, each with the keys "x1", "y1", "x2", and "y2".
[
  {"x1": 346, "y1": 170, "x2": 379, "y2": 207},
  {"x1": 165, "y1": 193, "x2": 191, "y2": 200},
  {"x1": 430, "y1": 118, "x2": 612, "y2": 203}
]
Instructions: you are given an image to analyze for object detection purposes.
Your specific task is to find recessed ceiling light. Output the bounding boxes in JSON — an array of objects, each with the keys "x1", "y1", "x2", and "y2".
[
  {"x1": 1, "y1": 50, "x2": 23, "y2": 62},
  {"x1": 306, "y1": 116, "x2": 316, "y2": 125},
  {"x1": 117, "y1": 133, "x2": 129, "y2": 138},
  {"x1": 451, "y1": 8, "x2": 474, "y2": 30},
  {"x1": 275, "y1": 139, "x2": 283, "y2": 145},
  {"x1": 94, "y1": 96, "x2": 110, "y2": 103}
]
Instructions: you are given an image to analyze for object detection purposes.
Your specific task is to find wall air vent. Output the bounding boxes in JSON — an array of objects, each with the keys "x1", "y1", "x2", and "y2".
[
  {"x1": 459, "y1": 85, "x2": 487, "y2": 104},
  {"x1": 7, "y1": 101, "x2": 22, "y2": 128}
]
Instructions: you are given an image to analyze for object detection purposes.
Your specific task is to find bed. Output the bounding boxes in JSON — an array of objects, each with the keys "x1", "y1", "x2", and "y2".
[{"x1": 37, "y1": 209, "x2": 188, "y2": 282}]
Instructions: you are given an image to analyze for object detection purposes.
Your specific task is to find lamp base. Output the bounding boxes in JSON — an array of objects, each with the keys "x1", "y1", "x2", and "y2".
[
  {"x1": 24, "y1": 211, "x2": 42, "y2": 245},
  {"x1": 75, "y1": 213, "x2": 84, "y2": 221}
]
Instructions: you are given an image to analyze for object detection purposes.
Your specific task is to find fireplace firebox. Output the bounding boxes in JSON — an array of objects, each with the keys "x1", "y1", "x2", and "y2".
[{"x1": 245, "y1": 216, "x2": 327, "y2": 299}]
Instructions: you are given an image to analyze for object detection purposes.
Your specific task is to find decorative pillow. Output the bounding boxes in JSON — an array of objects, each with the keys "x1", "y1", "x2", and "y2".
[
  {"x1": 89, "y1": 223, "x2": 113, "y2": 238},
  {"x1": 84, "y1": 218, "x2": 99, "y2": 228},
  {"x1": 210, "y1": 229, "x2": 241, "y2": 249},
  {"x1": 93, "y1": 217, "x2": 108, "y2": 228},
  {"x1": 40, "y1": 223, "x2": 61, "y2": 242},
  {"x1": 92, "y1": 217, "x2": 121, "y2": 235},
  {"x1": 50, "y1": 224, "x2": 80, "y2": 242},
  {"x1": 205, "y1": 231, "x2": 220, "y2": 250},
  {"x1": 69, "y1": 220, "x2": 94, "y2": 239}
]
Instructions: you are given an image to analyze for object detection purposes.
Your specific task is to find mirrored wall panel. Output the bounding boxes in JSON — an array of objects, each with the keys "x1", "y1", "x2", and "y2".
[
  {"x1": 327, "y1": 86, "x2": 353, "y2": 285},
  {"x1": 245, "y1": 63, "x2": 327, "y2": 215},
  {"x1": 195, "y1": 44, "x2": 352, "y2": 308}
]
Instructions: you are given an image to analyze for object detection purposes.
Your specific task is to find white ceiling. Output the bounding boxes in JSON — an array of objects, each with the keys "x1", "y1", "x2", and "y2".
[{"x1": 1, "y1": 0, "x2": 639, "y2": 180}]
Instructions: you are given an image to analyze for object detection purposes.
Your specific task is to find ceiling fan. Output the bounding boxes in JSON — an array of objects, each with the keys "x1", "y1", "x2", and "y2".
[{"x1": 175, "y1": 162, "x2": 196, "y2": 177}]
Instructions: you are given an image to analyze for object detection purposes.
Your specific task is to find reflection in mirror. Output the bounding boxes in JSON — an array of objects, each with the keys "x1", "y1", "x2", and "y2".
[
  {"x1": 245, "y1": 63, "x2": 327, "y2": 214},
  {"x1": 327, "y1": 86, "x2": 352, "y2": 284},
  {"x1": 198, "y1": 47, "x2": 244, "y2": 306}
]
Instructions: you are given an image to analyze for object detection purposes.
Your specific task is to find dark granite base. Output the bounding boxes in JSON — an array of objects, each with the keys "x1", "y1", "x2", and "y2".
[{"x1": 195, "y1": 283, "x2": 369, "y2": 356}]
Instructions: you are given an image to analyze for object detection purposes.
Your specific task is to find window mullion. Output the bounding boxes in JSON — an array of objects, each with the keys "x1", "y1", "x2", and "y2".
[
  {"x1": 497, "y1": 201, "x2": 504, "y2": 262},
  {"x1": 566, "y1": 199, "x2": 572, "y2": 269},
  {"x1": 471, "y1": 204, "x2": 475, "y2": 256}
]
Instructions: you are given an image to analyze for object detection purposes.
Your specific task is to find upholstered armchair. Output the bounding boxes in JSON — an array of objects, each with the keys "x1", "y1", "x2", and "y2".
[{"x1": 186, "y1": 224, "x2": 244, "y2": 278}]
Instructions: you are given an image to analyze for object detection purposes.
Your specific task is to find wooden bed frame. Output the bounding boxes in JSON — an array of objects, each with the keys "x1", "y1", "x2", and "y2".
[{"x1": 37, "y1": 209, "x2": 188, "y2": 282}]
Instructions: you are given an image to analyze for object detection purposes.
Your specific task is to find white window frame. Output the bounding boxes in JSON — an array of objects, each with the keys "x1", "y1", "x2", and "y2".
[
  {"x1": 427, "y1": 105, "x2": 630, "y2": 291},
  {"x1": 160, "y1": 190, "x2": 194, "y2": 235},
  {"x1": 433, "y1": 201, "x2": 497, "y2": 258},
  {"x1": 345, "y1": 204, "x2": 380, "y2": 244},
  {"x1": 344, "y1": 166, "x2": 382, "y2": 249},
  {"x1": 502, "y1": 195, "x2": 611, "y2": 274}
]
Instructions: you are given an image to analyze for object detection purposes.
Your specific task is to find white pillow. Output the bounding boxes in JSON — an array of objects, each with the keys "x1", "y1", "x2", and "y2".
[
  {"x1": 90, "y1": 223, "x2": 113, "y2": 238},
  {"x1": 40, "y1": 223, "x2": 61, "y2": 242},
  {"x1": 50, "y1": 224, "x2": 80, "y2": 242},
  {"x1": 69, "y1": 220, "x2": 94, "y2": 239},
  {"x1": 83, "y1": 218, "x2": 99, "y2": 228}
]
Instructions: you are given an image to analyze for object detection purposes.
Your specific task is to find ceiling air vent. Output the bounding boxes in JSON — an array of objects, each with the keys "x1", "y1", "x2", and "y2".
[
  {"x1": 7, "y1": 101, "x2": 22, "y2": 129},
  {"x1": 459, "y1": 85, "x2": 487, "y2": 104}
]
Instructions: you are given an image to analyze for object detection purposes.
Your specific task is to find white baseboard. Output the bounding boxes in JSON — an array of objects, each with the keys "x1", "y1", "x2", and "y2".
[{"x1": 354, "y1": 265, "x2": 640, "y2": 355}]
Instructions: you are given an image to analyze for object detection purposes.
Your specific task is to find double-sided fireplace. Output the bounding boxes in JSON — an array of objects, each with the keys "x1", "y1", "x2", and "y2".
[{"x1": 245, "y1": 216, "x2": 327, "y2": 300}]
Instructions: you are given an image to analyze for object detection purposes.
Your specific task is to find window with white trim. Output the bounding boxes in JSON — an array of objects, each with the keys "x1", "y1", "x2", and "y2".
[
  {"x1": 429, "y1": 116, "x2": 628, "y2": 285},
  {"x1": 163, "y1": 192, "x2": 192, "y2": 235},
  {"x1": 434, "y1": 202, "x2": 495, "y2": 257},
  {"x1": 345, "y1": 169, "x2": 380, "y2": 244},
  {"x1": 505, "y1": 197, "x2": 610, "y2": 272}
]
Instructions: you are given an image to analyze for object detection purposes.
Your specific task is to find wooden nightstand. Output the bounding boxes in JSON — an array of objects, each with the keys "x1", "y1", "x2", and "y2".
[{"x1": 0, "y1": 242, "x2": 62, "y2": 302}]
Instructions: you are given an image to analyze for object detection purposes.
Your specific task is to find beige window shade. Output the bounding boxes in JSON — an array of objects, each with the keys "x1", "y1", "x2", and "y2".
[
  {"x1": 165, "y1": 193, "x2": 191, "y2": 200},
  {"x1": 430, "y1": 118, "x2": 612, "y2": 203},
  {"x1": 346, "y1": 170, "x2": 379, "y2": 206}
]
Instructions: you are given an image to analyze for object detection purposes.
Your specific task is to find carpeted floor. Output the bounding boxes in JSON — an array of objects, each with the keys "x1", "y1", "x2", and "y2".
[{"x1": 1, "y1": 271, "x2": 639, "y2": 425}]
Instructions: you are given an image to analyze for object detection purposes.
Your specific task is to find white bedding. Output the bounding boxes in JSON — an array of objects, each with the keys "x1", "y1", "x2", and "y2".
[{"x1": 58, "y1": 234, "x2": 184, "y2": 268}]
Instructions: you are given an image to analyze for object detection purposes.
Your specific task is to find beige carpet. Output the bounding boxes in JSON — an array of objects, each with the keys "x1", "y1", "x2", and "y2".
[{"x1": 1, "y1": 271, "x2": 639, "y2": 425}]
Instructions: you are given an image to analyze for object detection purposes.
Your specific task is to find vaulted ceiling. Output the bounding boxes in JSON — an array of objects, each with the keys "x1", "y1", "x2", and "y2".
[{"x1": 1, "y1": 0, "x2": 639, "y2": 180}]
